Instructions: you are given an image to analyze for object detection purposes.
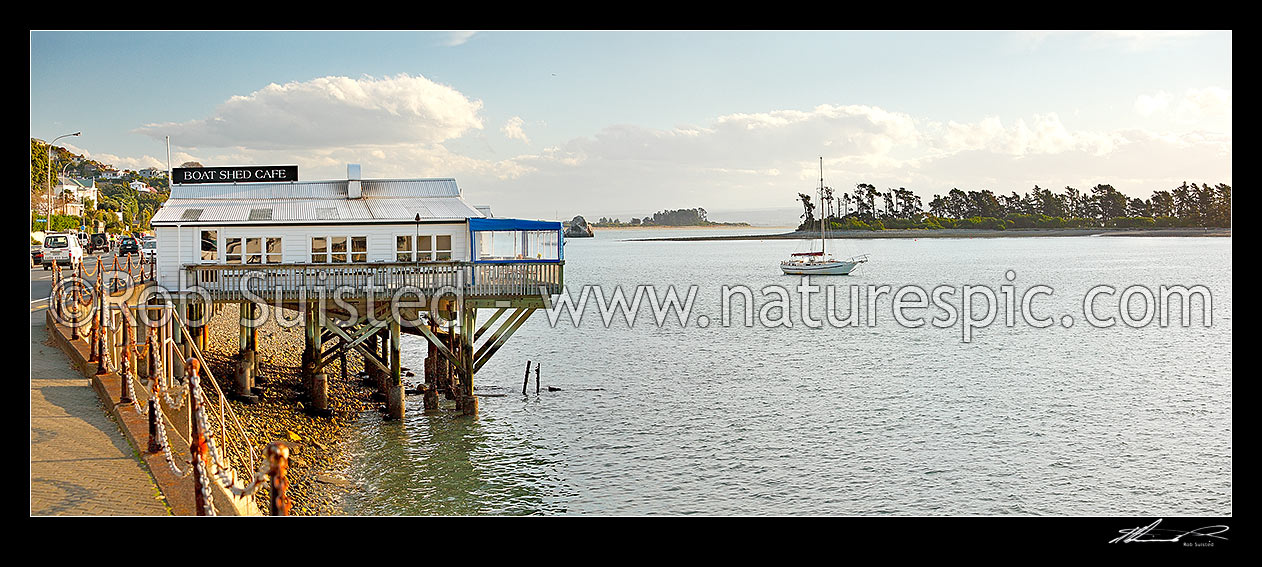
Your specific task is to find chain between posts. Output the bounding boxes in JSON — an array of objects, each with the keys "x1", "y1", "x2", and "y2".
[{"x1": 73, "y1": 278, "x2": 292, "y2": 515}]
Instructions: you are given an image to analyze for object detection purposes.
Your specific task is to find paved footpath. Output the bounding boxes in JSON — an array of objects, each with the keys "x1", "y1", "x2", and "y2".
[{"x1": 30, "y1": 301, "x2": 170, "y2": 516}]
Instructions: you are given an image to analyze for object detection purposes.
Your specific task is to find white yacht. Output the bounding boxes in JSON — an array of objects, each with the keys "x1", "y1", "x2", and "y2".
[{"x1": 781, "y1": 157, "x2": 869, "y2": 276}]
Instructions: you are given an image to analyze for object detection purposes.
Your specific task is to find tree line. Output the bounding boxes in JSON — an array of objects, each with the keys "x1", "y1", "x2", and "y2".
[
  {"x1": 594, "y1": 207, "x2": 748, "y2": 227},
  {"x1": 797, "y1": 183, "x2": 1231, "y2": 231}
]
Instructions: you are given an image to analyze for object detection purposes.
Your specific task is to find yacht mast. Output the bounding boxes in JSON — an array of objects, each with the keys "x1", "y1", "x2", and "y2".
[{"x1": 819, "y1": 156, "x2": 826, "y2": 256}]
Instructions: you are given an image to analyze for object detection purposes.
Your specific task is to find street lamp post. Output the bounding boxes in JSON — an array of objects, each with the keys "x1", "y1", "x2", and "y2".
[{"x1": 46, "y1": 131, "x2": 81, "y2": 231}]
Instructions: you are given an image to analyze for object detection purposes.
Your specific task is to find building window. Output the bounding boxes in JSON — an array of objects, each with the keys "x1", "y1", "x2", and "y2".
[
  {"x1": 267, "y1": 237, "x2": 283, "y2": 264},
  {"x1": 417, "y1": 235, "x2": 431, "y2": 260},
  {"x1": 396, "y1": 235, "x2": 412, "y2": 262},
  {"x1": 331, "y1": 236, "x2": 347, "y2": 263},
  {"x1": 352, "y1": 236, "x2": 367, "y2": 262},
  {"x1": 400, "y1": 234, "x2": 454, "y2": 261},
  {"x1": 245, "y1": 238, "x2": 262, "y2": 264},
  {"x1": 200, "y1": 230, "x2": 218, "y2": 262},
  {"x1": 435, "y1": 235, "x2": 452, "y2": 261},
  {"x1": 226, "y1": 236, "x2": 281, "y2": 264},
  {"x1": 226, "y1": 238, "x2": 242, "y2": 264},
  {"x1": 311, "y1": 237, "x2": 327, "y2": 263},
  {"x1": 312, "y1": 235, "x2": 367, "y2": 263}
]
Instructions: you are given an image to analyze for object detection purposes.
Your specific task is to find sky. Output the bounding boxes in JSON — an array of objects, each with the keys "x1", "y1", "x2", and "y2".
[{"x1": 29, "y1": 30, "x2": 1232, "y2": 225}]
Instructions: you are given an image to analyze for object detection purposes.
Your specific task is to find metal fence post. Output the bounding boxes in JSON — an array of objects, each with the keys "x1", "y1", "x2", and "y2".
[
  {"x1": 187, "y1": 358, "x2": 212, "y2": 516},
  {"x1": 267, "y1": 442, "x2": 291, "y2": 516}
]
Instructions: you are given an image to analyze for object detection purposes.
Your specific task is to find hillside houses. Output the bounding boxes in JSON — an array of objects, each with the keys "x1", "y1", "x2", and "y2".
[{"x1": 53, "y1": 176, "x2": 99, "y2": 216}]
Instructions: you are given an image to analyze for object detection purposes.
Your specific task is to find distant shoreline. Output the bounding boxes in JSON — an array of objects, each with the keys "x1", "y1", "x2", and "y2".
[
  {"x1": 591, "y1": 224, "x2": 761, "y2": 230},
  {"x1": 625, "y1": 227, "x2": 1232, "y2": 241}
]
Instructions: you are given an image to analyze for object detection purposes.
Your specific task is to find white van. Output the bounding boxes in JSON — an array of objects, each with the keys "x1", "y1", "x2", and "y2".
[{"x1": 42, "y1": 233, "x2": 84, "y2": 270}]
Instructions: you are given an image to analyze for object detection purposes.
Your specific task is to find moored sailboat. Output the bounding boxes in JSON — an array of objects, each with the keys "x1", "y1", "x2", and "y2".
[{"x1": 780, "y1": 157, "x2": 869, "y2": 275}]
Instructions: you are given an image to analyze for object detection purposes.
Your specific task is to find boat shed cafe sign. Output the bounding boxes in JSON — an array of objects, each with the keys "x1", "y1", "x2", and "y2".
[{"x1": 173, "y1": 165, "x2": 298, "y2": 185}]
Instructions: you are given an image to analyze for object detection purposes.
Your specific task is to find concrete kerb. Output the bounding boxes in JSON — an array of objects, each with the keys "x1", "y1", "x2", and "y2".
[{"x1": 45, "y1": 310, "x2": 259, "y2": 516}]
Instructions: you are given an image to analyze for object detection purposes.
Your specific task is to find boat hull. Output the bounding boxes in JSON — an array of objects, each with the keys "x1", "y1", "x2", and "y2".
[{"x1": 780, "y1": 260, "x2": 862, "y2": 275}]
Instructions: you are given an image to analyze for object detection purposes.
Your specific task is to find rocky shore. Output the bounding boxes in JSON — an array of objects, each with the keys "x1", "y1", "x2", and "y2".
[{"x1": 200, "y1": 305, "x2": 375, "y2": 516}]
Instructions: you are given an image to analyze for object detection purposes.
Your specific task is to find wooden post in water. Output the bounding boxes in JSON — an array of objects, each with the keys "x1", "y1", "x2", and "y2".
[
  {"x1": 461, "y1": 305, "x2": 478, "y2": 417},
  {"x1": 377, "y1": 327, "x2": 389, "y2": 397},
  {"x1": 302, "y1": 303, "x2": 317, "y2": 395},
  {"x1": 423, "y1": 321, "x2": 439, "y2": 411},
  {"x1": 235, "y1": 302, "x2": 257, "y2": 402},
  {"x1": 249, "y1": 303, "x2": 259, "y2": 375},
  {"x1": 386, "y1": 318, "x2": 404, "y2": 420},
  {"x1": 340, "y1": 343, "x2": 348, "y2": 385},
  {"x1": 311, "y1": 369, "x2": 329, "y2": 415},
  {"x1": 363, "y1": 331, "x2": 378, "y2": 388},
  {"x1": 443, "y1": 320, "x2": 458, "y2": 401}
]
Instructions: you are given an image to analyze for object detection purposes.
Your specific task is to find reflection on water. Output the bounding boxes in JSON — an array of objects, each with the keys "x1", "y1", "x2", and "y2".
[{"x1": 341, "y1": 230, "x2": 1232, "y2": 516}]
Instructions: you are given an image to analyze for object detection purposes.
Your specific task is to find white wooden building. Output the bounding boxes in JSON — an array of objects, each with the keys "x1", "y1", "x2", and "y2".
[
  {"x1": 149, "y1": 165, "x2": 563, "y2": 300},
  {"x1": 148, "y1": 165, "x2": 564, "y2": 419}
]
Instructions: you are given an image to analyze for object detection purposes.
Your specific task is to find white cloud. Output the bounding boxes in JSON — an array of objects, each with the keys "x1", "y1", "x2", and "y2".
[
  {"x1": 501, "y1": 116, "x2": 530, "y2": 143},
  {"x1": 442, "y1": 31, "x2": 478, "y2": 47},
  {"x1": 117, "y1": 82, "x2": 1231, "y2": 220},
  {"x1": 469, "y1": 106, "x2": 1229, "y2": 218},
  {"x1": 1176, "y1": 86, "x2": 1232, "y2": 120},
  {"x1": 1134, "y1": 87, "x2": 1231, "y2": 123},
  {"x1": 1134, "y1": 91, "x2": 1173, "y2": 116},
  {"x1": 1087, "y1": 30, "x2": 1207, "y2": 51},
  {"x1": 930, "y1": 113, "x2": 1120, "y2": 157},
  {"x1": 81, "y1": 149, "x2": 166, "y2": 171},
  {"x1": 133, "y1": 74, "x2": 484, "y2": 150},
  {"x1": 1014, "y1": 30, "x2": 1209, "y2": 52}
]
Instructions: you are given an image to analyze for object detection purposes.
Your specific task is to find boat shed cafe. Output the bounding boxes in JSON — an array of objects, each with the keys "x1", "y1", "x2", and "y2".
[{"x1": 149, "y1": 164, "x2": 565, "y2": 303}]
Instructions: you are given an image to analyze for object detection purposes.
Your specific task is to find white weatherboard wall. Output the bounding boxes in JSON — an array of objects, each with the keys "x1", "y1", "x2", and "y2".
[
  {"x1": 155, "y1": 222, "x2": 469, "y2": 292},
  {"x1": 154, "y1": 225, "x2": 194, "y2": 291}
]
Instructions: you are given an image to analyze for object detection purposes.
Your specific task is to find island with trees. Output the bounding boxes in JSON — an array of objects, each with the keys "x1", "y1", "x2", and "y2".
[
  {"x1": 794, "y1": 183, "x2": 1231, "y2": 233},
  {"x1": 589, "y1": 208, "x2": 750, "y2": 228}
]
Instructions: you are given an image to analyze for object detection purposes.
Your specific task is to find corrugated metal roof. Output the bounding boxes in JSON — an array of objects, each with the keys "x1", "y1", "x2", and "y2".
[{"x1": 153, "y1": 177, "x2": 483, "y2": 225}]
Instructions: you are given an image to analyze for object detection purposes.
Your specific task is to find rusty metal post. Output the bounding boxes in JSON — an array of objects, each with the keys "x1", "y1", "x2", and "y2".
[
  {"x1": 267, "y1": 442, "x2": 291, "y2": 516},
  {"x1": 187, "y1": 358, "x2": 211, "y2": 516},
  {"x1": 96, "y1": 298, "x2": 112, "y2": 376},
  {"x1": 119, "y1": 312, "x2": 134, "y2": 404},
  {"x1": 146, "y1": 314, "x2": 159, "y2": 382},
  {"x1": 147, "y1": 373, "x2": 161, "y2": 453},
  {"x1": 70, "y1": 263, "x2": 81, "y2": 340},
  {"x1": 88, "y1": 300, "x2": 99, "y2": 363}
]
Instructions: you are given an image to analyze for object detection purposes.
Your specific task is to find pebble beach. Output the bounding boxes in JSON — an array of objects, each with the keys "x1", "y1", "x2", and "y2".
[{"x1": 199, "y1": 304, "x2": 377, "y2": 516}]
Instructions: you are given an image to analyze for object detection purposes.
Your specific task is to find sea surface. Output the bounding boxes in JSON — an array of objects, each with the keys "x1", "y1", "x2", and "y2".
[{"x1": 339, "y1": 228, "x2": 1232, "y2": 516}]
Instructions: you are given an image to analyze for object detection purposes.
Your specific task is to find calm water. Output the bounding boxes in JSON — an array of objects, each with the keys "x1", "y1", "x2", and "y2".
[{"x1": 340, "y1": 229, "x2": 1232, "y2": 516}]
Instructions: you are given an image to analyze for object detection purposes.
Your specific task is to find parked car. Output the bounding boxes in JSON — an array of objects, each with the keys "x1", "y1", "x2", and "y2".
[
  {"x1": 31, "y1": 248, "x2": 44, "y2": 267},
  {"x1": 88, "y1": 232, "x2": 110, "y2": 254},
  {"x1": 41, "y1": 233, "x2": 83, "y2": 270},
  {"x1": 139, "y1": 238, "x2": 157, "y2": 263},
  {"x1": 118, "y1": 236, "x2": 140, "y2": 255}
]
